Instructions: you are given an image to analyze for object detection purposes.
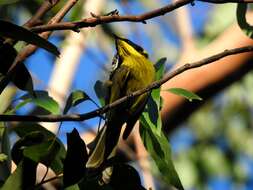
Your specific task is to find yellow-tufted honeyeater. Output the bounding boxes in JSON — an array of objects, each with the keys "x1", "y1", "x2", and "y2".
[{"x1": 86, "y1": 35, "x2": 155, "y2": 184}]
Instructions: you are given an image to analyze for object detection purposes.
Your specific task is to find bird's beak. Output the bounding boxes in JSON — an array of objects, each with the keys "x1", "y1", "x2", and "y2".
[
  {"x1": 112, "y1": 33, "x2": 119, "y2": 39},
  {"x1": 113, "y1": 34, "x2": 120, "y2": 51}
]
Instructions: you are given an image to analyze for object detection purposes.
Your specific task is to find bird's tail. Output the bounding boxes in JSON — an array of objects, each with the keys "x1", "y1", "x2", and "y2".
[{"x1": 86, "y1": 120, "x2": 122, "y2": 184}]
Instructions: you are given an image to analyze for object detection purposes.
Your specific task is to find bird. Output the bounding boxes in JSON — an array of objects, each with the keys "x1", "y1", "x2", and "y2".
[{"x1": 86, "y1": 35, "x2": 155, "y2": 185}]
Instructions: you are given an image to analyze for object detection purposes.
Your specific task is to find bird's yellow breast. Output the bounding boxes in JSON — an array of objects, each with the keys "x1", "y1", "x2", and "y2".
[{"x1": 122, "y1": 55, "x2": 155, "y2": 93}]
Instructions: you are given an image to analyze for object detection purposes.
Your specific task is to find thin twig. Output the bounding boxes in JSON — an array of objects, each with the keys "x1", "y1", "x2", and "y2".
[
  {"x1": 30, "y1": 0, "x2": 253, "y2": 33},
  {"x1": 30, "y1": 0, "x2": 192, "y2": 33},
  {"x1": 35, "y1": 174, "x2": 62, "y2": 188},
  {"x1": 1, "y1": 46, "x2": 253, "y2": 122},
  {"x1": 199, "y1": 0, "x2": 253, "y2": 3},
  {"x1": 24, "y1": 0, "x2": 60, "y2": 28}
]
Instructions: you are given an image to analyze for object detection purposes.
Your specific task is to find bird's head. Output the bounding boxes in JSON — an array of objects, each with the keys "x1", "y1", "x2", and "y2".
[{"x1": 114, "y1": 35, "x2": 148, "y2": 59}]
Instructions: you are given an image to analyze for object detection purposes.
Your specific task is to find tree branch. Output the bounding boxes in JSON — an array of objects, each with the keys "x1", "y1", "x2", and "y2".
[
  {"x1": 24, "y1": 0, "x2": 60, "y2": 28},
  {"x1": 199, "y1": 0, "x2": 253, "y2": 3},
  {"x1": 29, "y1": 0, "x2": 253, "y2": 33},
  {"x1": 29, "y1": 0, "x2": 192, "y2": 33},
  {"x1": 1, "y1": 46, "x2": 253, "y2": 122}
]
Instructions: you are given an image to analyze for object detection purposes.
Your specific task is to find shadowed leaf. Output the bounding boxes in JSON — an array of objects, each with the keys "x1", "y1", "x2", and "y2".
[
  {"x1": 11, "y1": 62, "x2": 34, "y2": 93},
  {"x1": 0, "y1": 20, "x2": 60, "y2": 56},
  {"x1": 154, "y1": 57, "x2": 166, "y2": 79},
  {"x1": 0, "y1": 43, "x2": 17, "y2": 75},
  {"x1": 237, "y1": 4, "x2": 253, "y2": 38},
  {"x1": 13, "y1": 123, "x2": 66, "y2": 174},
  {"x1": 64, "y1": 90, "x2": 91, "y2": 114},
  {"x1": 12, "y1": 90, "x2": 61, "y2": 114},
  {"x1": 23, "y1": 140, "x2": 60, "y2": 166},
  {"x1": 166, "y1": 88, "x2": 202, "y2": 102},
  {"x1": 140, "y1": 58, "x2": 184, "y2": 190},
  {"x1": 94, "y1": 80, "x2": 108, "y2": 106},
  {"x1": 1, "y1": 159, "x2": 37, "y2": 190},
  {"x1": 63, "y1": 128, "x2": 87, "y2": 187},
  {"x1": 139, "y1": 126, "x2": 184, "y2": 190},
  {"x1": 110, "y1": 164, "x2": 146, "y2": 190}
]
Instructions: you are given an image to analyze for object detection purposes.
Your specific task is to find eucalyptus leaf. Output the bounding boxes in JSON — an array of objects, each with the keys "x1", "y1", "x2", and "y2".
[
  {"x1": 139, "y1": 126, "x2": 184, "y2": 190},
  {"x1": 1, "y1": 159, "x2": 37, "y2": 190},
  {"x1": 11, "y1": 131, "x2": 45, "y2": 165},
  {"x1": 0, "y1": 20, "x2": 60, "y2": 56},
  {"x1": 154, "y1": 57, "x2": 166, "y2": 78},
  {"x1": 139, "y1": 58, "x2": 184, "y2": 189},
  {"x1": 13, "y1": 90, "x2": 61, "y2": 114},
  {"x1": 13, "y1": 123, "x2": 66, "y2": 174},
  {"x1": 166, "y1": 88, "x2": 202, "y2": 102},
  {"x1": 94, "y1": 80, "x2": 108, "y2": 106},
  {"x1": 144, "y1": 57, "x2": 166, "y2": 132},
  {"x1": 23, "y1": 140, "x2": 60, "y2": 166},
  {"x1": 1, "y1": 161, "x2": 24, "y2": 190},
  {"x1": 64, "y1": 90, "x2": 91, "y2": 114},
  {"x1": 11, "y1": 62, "x2": 34, "y2": 93},
  {"x1": 0, "y1": 42, "x2": 34, "y2": 93},
  {"x1": 63, "y1": 129, "x2": 87, "y2": 188}
]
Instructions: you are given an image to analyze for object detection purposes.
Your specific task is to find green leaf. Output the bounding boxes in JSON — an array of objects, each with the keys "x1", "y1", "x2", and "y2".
[
  {"x1": 142, "y1": 58, "x2": 166, "y2": 132},
  {"x1": 12, "y1": 90, "x2": 61, "y2": 114},
  {"x1": 64, "y1": 90, "x2": 91, "y2": 114},
  {"x1": 166, "y1": 88, "x2": 202, "y2": 102},
  {"x1": 236, "y1": 3, "x2": 253, "y2": 38},
  {"x1": 11, "y1": 62, "x2": 34, "y2": 93},
  {"x1": 5, "y1": 99, "x2": 29, "y2": 114},
  {"x1": 94, "y1": 80, "x2": 108, "y2": 106},
  {"x1": 1, "y1": 159, "x2": 37, "y2": 190},
  {"x1": 1, "y1": 160, "x2": 24, "y2": 189},
  {"x1": 65, "y1": 184, "x2": 80, "y2": 190},
  {"x1": 23, "y1": 140, "x2": 60, "y2": 166},
  {"x1": 139, "y1": 125, "x2": 184, "y2": 190},
  {"x1": 0, "y1": 0, "x2": 19, "y2": 5},
  {"x1": 0, "y1": 20, "x2": 60, "y2": 56},
  {"x1": 11, "y1": 131, "x2": 45, "y2": 165},
  {"x1": 0, "y1": 123, "x2": 11, "y2": 183},
  {"x1": 139, "y1": 58, "x2": 184, "y2": 189},
  {"x1": 154, "y1": 57, "x2": 166, "y2": 79},
  {"x1": 13, "y1": 123, "x2": 66, "y2": 174},
  {"x1": 141, "y1": 97, "x2": 162, "y2": 133},
  {"x1": 0, "y1": 153, "x2": 7, "y2": 162}
]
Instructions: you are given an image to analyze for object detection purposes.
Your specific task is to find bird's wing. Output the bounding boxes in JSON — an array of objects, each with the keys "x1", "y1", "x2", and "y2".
[
  {"x1": 108, "y1": 65, "x2": 131, "y2": 105},
  {"x1": 86, "y1": 66, "x2": 131, "y2": 170},
  {"x1": 104, "y1": 65, "x2": 131, "y2": 158},
  {"x1": 123, "y1": 93, "x2": 149, "y2": 139}
]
